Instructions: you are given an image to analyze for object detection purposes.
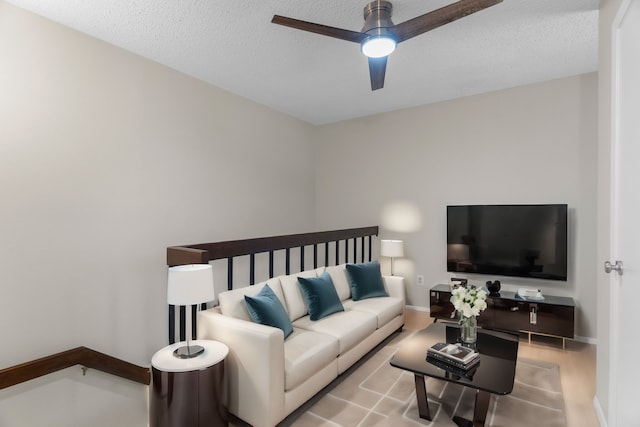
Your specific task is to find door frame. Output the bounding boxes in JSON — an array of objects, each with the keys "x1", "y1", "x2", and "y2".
[{"x1": 608, "y1": 1, "x2": 635, "y2": 425}]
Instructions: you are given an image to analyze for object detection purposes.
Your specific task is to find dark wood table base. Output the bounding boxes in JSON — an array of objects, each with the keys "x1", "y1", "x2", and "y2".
[
  {"x1": 392, "y1": 324, "x2": 518, "y2": 427},
  {"x1": 414, "y1": 374, "x2": 492, "y2": 427},
  {"x1": 414, "y1": 374, "x2": 431, "y2": 420}
]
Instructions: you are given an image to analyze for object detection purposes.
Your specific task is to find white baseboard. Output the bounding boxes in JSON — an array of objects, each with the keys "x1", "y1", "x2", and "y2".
[
  {"x1": 574, "y1": 335, "x2": 598, "y2": 345},
  {"x1": 593, "y1": 395, "x2": 607, "y2": 427}
]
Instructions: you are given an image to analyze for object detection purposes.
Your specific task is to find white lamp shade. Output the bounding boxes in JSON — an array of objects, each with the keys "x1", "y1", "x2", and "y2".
[
  {"x1": 361, "y1": 35, "x2": 396, "y2": 58},
  {"x1": 167, "y1": 264, "x2": 215, "y2": 306},
  {"x1": 380, "y1": 240, "x2": 404, "y2": 257}
]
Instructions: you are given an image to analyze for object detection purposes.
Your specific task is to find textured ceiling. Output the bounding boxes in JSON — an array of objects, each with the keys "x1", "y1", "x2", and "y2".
[{"x1": 5, "y1": 0, "x2": 599, "y2": 125}]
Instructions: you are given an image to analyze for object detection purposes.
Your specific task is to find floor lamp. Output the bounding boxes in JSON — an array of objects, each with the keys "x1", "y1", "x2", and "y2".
[{"x1": 381, "y1": 239, "x2": 404, "y2": 276}]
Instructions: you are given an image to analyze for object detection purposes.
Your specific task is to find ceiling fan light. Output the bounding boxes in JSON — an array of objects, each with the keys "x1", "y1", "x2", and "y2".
[{"x1": 361, "y1": 35, "x2": 396, "y2": 58}]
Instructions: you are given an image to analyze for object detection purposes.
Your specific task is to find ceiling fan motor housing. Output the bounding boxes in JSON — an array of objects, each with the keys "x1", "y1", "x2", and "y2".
[{"x1": 362, "y1": 1, "x2": 395, "y2": 34}]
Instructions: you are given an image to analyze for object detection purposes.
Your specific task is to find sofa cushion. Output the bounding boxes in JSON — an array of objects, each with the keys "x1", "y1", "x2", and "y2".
[
  {"x1": 284, "y1": 329, "x2": 339, "y2": 391},
  {"x1": 218, "y1": 278, "x2": 285, "y2": 322},
  {"x1": 292, "y1": 310, "x2": 377, "y2": 354},
  {"x1": 244, "y1": 285, "x2": 294, "y2": 338},
  {"x1": 346, "y1": 262, "x2": 388, "y2": 301},
  {"x1": 324, "y1": 264, "x2": 351, "y2": 301},
  {"x1": 298, "y1": 272, "x2": 344, "y2": 321},
  {"x1": 343, "y1": 296, "x2": 404, "y2": 328},
  {"x1": 280, "y1": 269, "x2": 317, "y2": 321}
]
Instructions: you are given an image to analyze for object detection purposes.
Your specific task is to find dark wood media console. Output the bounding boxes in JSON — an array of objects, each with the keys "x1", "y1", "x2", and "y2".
[{"x1": 429, "y1": 284, "x2": 575, "y2": 348}]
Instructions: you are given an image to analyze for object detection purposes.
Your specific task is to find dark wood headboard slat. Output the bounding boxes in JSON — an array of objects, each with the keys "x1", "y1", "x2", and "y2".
[
  {"x1": 325, "y1": 242, "x2": 330, "y2": 267},
  {"x1": 285, "y1": 248, "x2": 291, "y2": 275},
  {"x1": 249, "y1": 253, "x2": 255, "y2": 286},
  {"x1": 269, "y1": 251, "x2": 275, "y2": 278},
  {"x1": 179, "y1": 306, "x2": 186, "y2": 341},
  {"x1": 227, "y1": 258, "x2": 233, "y2": 291},
  {"x1": 313, "y1": 244, "x2": 318, "y2": 269},
  {"x1": 345, "y1": 239, "x2": 349, "y2": 264}
]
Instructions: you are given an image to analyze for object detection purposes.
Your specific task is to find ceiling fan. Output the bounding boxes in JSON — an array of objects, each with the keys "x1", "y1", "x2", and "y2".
[{"x1": 272, "y1": 0, "x2": 502, "y2": 91}]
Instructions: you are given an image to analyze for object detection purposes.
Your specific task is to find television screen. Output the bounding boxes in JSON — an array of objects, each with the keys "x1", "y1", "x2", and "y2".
[{"x1": 447, "y1": 204, "x2": 568, "y2": 281}]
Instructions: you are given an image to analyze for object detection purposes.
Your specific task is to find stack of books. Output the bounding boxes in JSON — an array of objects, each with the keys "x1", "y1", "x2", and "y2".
[
  {"x1": 426, "y1": 342, "x2": 480, "y2": 371},
  {"x1": 426, "y1": 355, "x2": 479, "y2": 379}
]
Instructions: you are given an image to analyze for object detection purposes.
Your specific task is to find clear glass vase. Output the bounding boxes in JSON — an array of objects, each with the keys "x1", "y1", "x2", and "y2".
[{"x1": 460, "y1": 315, "x2": 477, "y2": 345}]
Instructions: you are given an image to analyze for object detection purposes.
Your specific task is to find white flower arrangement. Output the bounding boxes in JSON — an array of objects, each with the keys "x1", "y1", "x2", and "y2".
[{"x1": 451, "y1": 285, "x2": 488, "y2": 318}]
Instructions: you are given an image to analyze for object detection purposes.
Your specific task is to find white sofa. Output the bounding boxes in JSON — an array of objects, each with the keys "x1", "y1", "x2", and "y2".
[{"x1": 197, "y1": 263, "x2": 405, "y2": 427}]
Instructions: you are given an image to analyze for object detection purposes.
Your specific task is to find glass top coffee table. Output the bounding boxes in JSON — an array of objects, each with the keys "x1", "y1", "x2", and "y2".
[{"x1": 390, "y1": 322, "x2": 519, "y2": 427}]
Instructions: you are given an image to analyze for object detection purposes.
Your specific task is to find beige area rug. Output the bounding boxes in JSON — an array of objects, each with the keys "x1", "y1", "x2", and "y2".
[{"x1": 280, "y1": 330, "x2": 566, "y2": 427}]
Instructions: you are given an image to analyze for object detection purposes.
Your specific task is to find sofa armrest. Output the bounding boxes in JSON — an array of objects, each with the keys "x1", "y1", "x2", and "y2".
[
  {"x1": 383, "y1": 276, "x2": 406, "y2": 302},
  {"x1": 197, "y1": 308, "x2": 285, "y2": 427}
]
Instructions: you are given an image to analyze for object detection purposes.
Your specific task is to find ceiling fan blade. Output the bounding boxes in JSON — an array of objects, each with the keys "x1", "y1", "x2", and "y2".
[
  {"x1": 272, "y1": 15, "x2": 367, "y2": 43},
  {"x1": 368, "y1": 56, "x2": 388, "y2": 91},
  {"x1": 392, "y1": 0, "x2": 502, "y2": 43}
]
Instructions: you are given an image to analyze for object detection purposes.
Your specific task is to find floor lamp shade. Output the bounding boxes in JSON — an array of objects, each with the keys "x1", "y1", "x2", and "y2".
[
  {"x1": 167, "y1": 264, "x2": 215, "y2": 306},
  {"x1": 380, "y1": 240, "x2": 404, "y2": 258},
  {"x1": 167, "y1": 264, "x2": 214, "y2": 358}
]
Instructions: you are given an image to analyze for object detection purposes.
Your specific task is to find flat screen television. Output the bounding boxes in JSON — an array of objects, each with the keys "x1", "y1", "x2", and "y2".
[{"x1": 447, "y1": 204, "x2": 568, "y2": 281}]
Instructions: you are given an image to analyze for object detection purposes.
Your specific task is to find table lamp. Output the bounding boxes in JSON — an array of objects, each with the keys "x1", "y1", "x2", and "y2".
[
  {"x1": 167, "y1": 264, "x2": 215, "y2": 359},
  {"x1": 380, "y1": 239, "x2": 404, "y2": 276}
]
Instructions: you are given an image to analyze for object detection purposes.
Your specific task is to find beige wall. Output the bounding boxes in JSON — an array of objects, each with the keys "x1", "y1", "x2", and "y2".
[
  {"x1": 314, "y1": 74, "x2": 599, "y2": 341},
  {"x1": 0, "y1": 1, "x2": 315, "y2": 369}
]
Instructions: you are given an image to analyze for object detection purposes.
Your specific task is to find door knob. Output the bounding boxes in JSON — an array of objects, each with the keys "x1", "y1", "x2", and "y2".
[{"x1": 604, "y1": 260, "x2": 623, "y2": 275}]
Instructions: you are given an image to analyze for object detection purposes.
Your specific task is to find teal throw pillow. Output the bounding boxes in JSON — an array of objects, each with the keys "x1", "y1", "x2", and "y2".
[
  {"x1": 298, "y1": 272, "x2": 344, "y2": 321},
  {"x1": 346, "y1": 262, "x2": 388, "y2": 301},
  {"x1": 244, "y1": 285, "x2": 294, "y2": 338}
]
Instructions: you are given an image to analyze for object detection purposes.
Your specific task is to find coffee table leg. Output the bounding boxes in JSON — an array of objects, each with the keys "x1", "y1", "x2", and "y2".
[
  {"x1": 472, "y1": 390, "x2": 491, "y2": 427},
  {"x1": 452, "y1": 390, "x2": 491, "y2": 427},
  {"x1": 414, "y1": 374, "x2": 432, "y2": 420}
]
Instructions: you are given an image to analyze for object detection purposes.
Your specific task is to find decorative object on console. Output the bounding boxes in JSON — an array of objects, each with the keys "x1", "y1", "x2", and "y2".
[
  {"x1": 167, "y1": 264, "x2": 215, "y2": 359},
  {"x1": 486, "y1": 279, "x2": 501, "y2": 296},
  {"x1": 450, "y1": 285, "x2": 487, "y2": 345},
  {"x1": 517, "y1": 288, "x2": 545, "y2": 301},
  {"x1": 380, "y1": 239, "x2": 403, "y2": 276},
  {"x1": 450, "y1": 277, "x2": 468, "y2": 288}
]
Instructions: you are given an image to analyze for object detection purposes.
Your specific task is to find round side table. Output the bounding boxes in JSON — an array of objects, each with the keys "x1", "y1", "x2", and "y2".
[{"x1": 150, "y1": 340, "x2": 229, "y2": 427}]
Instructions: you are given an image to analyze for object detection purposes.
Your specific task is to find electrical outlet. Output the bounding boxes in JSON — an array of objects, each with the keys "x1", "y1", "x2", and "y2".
[{"x1": 417, "y1": 275, "x2": 424, "y2": 286}]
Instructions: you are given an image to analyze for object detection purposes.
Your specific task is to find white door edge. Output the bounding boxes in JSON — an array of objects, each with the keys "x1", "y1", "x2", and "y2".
[{"x1": 608, "y1": 1, "x2": 634, "y2": 426}]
